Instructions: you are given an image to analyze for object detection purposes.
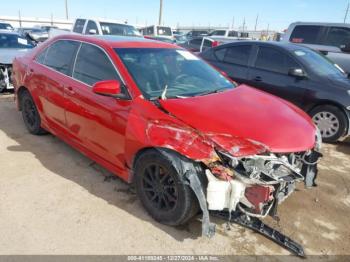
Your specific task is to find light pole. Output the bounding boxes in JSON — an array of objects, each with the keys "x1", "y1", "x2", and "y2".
[
  {"x1": 158, "y1": 0, "x2": 163, "y2": 25},
  {"x1": 344, "y1": 2, "x2": 349, "y2": 23},
  {"x1": 65, "y1": 0, "x2": 69, "y2": 20}
]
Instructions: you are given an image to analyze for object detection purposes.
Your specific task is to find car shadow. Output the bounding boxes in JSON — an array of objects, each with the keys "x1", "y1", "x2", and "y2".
[
  {"x1": 0, "y1": 98, "x2": 210, "y2": 242},
  {"x1": 335, "y1": 137, "x2": 350, "y2": 154}
]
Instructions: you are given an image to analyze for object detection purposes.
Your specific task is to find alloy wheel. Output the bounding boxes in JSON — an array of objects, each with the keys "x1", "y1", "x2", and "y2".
[
  {"x1": 312, "y1": 111, "x2": 340, "y2": 138},
  {"x1": 142, "y1": 163, "x2": 178, "y2": 212},
  {"x1": 23, "y1": 98, "x2": 37, "y2": 128}
]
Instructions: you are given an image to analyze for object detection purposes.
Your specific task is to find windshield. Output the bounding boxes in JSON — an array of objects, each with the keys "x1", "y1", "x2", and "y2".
[
  {"x1": 0, "y1": 33, "x2": 34, "y2": 48},
  {"x1": 0, "y1": 23, "x2": 13, "y2": 30},
  {"x1": 115, "y1": 48, "x2": 235, "y2": 99},
  {"x1": 293, "y1": 48, "x2": 346, "y2": 78},
  {"x1": 157, "y1": 26, "x2": 172, "y2": 36},
  {"x1": 100, "y1": 22, "x2": 141, "y2": 36}
]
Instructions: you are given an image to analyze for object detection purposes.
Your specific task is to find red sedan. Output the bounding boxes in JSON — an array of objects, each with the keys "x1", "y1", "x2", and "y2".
[{"x1": 12, "y1": 34, "x2": 322, "y2": 235}]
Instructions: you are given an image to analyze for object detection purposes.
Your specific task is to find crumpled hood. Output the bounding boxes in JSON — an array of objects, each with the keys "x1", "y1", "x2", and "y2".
[
  {"x1": 159, "y1": 85, "x2": 316, "y2": 154},
  {"x1": 0, "y1": 48, "x2": 31, "y2": 64}
]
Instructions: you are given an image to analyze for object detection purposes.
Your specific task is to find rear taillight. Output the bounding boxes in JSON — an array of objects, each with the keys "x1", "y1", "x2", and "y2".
[{"x1": 212, "y1": 41, "x2": 219, "y2": 47}]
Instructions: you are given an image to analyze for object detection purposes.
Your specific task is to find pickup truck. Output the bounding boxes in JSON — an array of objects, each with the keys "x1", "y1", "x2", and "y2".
[
  {"x1": 282, "y1": 22, "x2": 350, "y2": 73},
  {"x1": 72, "y1": 18, "x2": 141, "y2": 37}
]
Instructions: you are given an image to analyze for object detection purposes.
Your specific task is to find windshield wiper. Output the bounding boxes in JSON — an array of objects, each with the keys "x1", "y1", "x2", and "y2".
[
  {"x1": 197, "y1": 87, "x2": 229, "y2": 97},
  {"x1": 161, "y1": 84, "x2": 168, "y2": 100}
]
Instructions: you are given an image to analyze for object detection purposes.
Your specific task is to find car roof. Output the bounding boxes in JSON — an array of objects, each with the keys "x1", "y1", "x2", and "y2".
[
  {"x1": 75, "y1": 18, "x2": 131, "y2": 25},
  {"x1": 218, "y1": 40, "x2": 311, "y2": 51},
  {"x1": 51, "y1": 34, "x2": 179, "y2": 49},
  {"x1": 289, "y1": 21, "x2": 350, "y2": 28}
]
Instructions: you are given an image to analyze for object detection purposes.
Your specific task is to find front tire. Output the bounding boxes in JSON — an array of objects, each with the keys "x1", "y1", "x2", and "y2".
[
  {"x1": 134, "y1": 149, "x2": 198, "y2": 226},
  {"x1": 310, "y1": 105, "x2": 347, "y2": 142},
  {"x1": 20, "y1": 90, "x2": 47, "y2": 135}
]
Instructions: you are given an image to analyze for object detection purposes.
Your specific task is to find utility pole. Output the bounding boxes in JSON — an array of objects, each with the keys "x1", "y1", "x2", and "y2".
[
  {"x1": 158, "y1": 0, "x2": 163, "y2": 25},
  {"x1": 18, "y1": 10, "x2": 22, "y2": 28},
  {"x1": 65, "y1": 0, "x2": 69, "y2": 20},
  {"x1": 254, "y1": 14, "x2": 259, "y2": 31},
  {"x1": 344, "y1": 2, "x2": 349, "y2": 23},
  {"x1": 231, "y1": 16, "x2": 234, "y2": 29},
  {"x1": 242, "y1": 17, "x2": 246, "y2": 32}
]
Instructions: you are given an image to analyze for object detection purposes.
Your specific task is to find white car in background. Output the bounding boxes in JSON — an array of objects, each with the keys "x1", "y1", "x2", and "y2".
[
  {"x1": 72, "y1": 18, "x2": 141, "y2": 37},
  {"x1": 0, "y1": 30, "x2": 34, "y2": 92}
]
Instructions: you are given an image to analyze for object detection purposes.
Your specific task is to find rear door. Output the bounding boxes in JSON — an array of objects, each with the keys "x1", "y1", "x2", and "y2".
[
  {"x1": 65, "y1": 42, "x2": 132, "y2": 169},
  {"x1": 248, "y1": 45, "x2": 307, "y2": 107},
  {"x1": 33, "y1": 40, "x2": 80, "y2": 131},
  {"x1": 209, "y1": 44, "x2": 253, "y2": 83}
]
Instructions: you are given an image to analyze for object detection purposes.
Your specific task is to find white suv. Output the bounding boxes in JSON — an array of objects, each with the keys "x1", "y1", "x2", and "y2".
[{"x1": 72, "y1": 19, "x2": 141, "y2": 37}]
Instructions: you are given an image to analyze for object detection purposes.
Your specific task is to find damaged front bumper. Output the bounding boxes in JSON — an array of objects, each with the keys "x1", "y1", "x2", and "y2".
[{"x1": 183, "y1": 147, "x2": 322, "y2": 257}]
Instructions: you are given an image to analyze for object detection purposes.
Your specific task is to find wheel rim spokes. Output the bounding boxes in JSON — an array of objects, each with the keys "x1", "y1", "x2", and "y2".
[
  {"x1": 142, "y1": 164, "x2": 178, "y2": 211},
  {"x1": 24, "y1": 99, "x2": 36, "y2": 127},
  {"x1": 313, "y1": 111, "x2": 339, "y2": 138}
]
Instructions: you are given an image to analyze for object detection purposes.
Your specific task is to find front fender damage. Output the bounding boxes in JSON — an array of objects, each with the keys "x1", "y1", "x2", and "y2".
[{"x1": 125, "y1": 97, "x2": 322, "y2": 257}]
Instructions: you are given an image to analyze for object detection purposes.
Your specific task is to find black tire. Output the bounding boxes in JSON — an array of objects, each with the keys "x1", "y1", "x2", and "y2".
[
  {"x1": 134, "y1": 149, "x2": 198, "y2": 226},
  {"x1": 20, "y1": 90, "x2": 47, "y2": 135},
  {"x1": 310, "y1": 105, "x2": 347, "y2": 143}
]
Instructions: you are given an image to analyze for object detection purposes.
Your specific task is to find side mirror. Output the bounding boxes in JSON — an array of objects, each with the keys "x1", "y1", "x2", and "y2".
[
  {"x1": 92, "y1": 80, "x2": 128, "y2": 99},
  {"x1": 288, "y1": 68, "x2": 307, "y2": 79},
  {"x1": 88, "y1": 29, "x2": 97, "y2": 35},
  {"x1": 340, "y1": 43, "x2": 350, "y2": 53}
]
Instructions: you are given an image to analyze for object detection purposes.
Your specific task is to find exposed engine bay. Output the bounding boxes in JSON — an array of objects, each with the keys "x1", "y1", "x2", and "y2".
[
  {"x1": 205, "y1": 149, "x2": 322, "y2": 218},
  {"x1": 182, "y1": 131, "x2": 322, "y2": 257},
  {"x1": 0, "y1": 64, "x2": 13, "y2": 92}
]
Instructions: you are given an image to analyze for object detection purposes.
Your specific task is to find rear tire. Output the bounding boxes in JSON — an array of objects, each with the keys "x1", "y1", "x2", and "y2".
[
  {"x1": 20, "y1": 90, "x2": 47, "y2": 135},
  {"x1": 310, "y1": 105, "x2": 347, "y2": 142},
  {"x1": 134, "y1": 149, "x2": 198, "y2": 226}
]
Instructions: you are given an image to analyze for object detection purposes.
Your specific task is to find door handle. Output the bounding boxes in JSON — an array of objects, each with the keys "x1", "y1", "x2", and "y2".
[
  {"x1": 253, "y1": 76, "x2": 262, "y2": 82},
  {"x1": 64, "y1": 86, "x2": 75, "y2": 95}
]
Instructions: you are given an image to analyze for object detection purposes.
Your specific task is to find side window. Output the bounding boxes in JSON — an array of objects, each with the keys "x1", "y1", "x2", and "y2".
[
  {"x1": 290, "y1": 25, "x2": 323, "y2": 44},
  {"x1": 145, "y1": 27, "x2": 154, "y2": 35},
  {"x1": 73, "y1": 19, "x2": 86, "y2": 33},
  {"x1": 85, "y1": 20, "x2": 99, "y2": 34},
  {"x1": 43, "y1": 40, "x2": 80, "y2": 75},
  {"x1": 214, "y1": 48, "x2": 227, "y2": 61},
  {"x1": 73, "y1": 43, "x2": 120, "y2": 86},
  {"x1": 211, "y1": 30, "x2": 225, "y2": 36},
  {"x1": 228, "y1": 31, "x2": 238, "y2": 37},
  {"x1": 324, "y1": 27, "x2": 350, "y2": 47},
  {"x1": 255, "y1": 47, "x2": 300, "y2": 74},
  {"x1": 35, "y1": 47, "x2": 48, "y2": 64},
  {"x1": 223, "y1": 45, "x2": 252, "y2": 66}
]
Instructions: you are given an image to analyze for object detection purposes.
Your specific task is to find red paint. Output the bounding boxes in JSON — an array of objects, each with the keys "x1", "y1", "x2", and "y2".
[
  {"x1": 245, "y1": 185, "x2": 274, "y2": 213},
  {"x1": 92, "y1": 80, "x2": 122, "y2": 96},
  {"x1": 13, "y1": 34, "x2": 316, "y2": 183},
  {"x1": 160, "y1": 86, "x2": 316, "y2": 153}
]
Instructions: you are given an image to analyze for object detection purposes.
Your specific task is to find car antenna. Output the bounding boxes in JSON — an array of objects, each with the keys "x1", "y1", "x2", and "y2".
[{"x1": 161, "y1": 84, "x2": 168, "y2": 100}]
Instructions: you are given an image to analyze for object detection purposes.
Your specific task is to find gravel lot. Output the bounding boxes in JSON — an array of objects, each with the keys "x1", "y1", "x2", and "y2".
[{"x1": 0, "y1": 94, "x2": 349, "y2": 257}]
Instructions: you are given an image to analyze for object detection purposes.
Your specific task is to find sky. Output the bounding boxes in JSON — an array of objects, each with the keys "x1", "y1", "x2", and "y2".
[{"x1": 1, "y1": 0, "x2": 350, "y2": 31}]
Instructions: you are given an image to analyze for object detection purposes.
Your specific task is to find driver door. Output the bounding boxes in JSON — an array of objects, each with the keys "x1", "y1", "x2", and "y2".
[{"x1": 65, "y1": 43, "x2": 132, "y2": 170}]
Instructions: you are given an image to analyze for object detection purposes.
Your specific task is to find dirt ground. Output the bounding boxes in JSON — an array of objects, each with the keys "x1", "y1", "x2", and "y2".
[{"x1": 0, "y1": 94, "x2": 349, "y2": 257}]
